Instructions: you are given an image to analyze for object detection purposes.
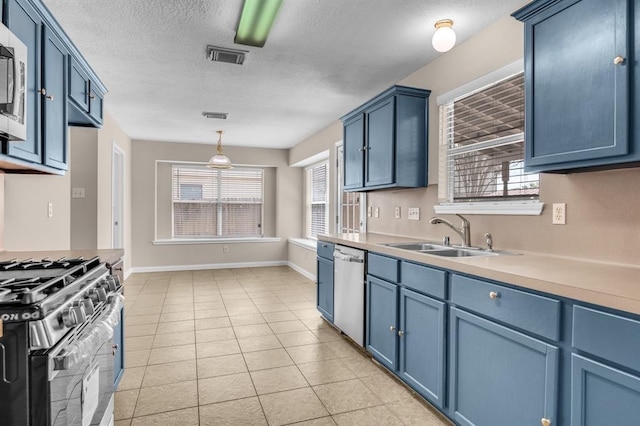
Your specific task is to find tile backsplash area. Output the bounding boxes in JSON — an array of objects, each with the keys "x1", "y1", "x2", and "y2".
[{"x1": 366, "y1": 168, "x2": 640, "y2": 266}]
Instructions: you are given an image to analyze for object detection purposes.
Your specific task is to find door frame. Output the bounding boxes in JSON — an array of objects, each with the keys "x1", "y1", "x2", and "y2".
[{"x1": 112, "y1": 142, "x2": 125, "y2": 249}]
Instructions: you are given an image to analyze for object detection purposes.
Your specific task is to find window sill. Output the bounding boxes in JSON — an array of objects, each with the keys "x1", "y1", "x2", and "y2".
[
  {"x1": 152, "y1": 237, "x2": 281, "y2": 245},
  {"x1": 434, "y1": 201, "x2": 544, "y2": 216},
  {"x1": 288, "y1": 238, "x2": 317, "y2": 251}
]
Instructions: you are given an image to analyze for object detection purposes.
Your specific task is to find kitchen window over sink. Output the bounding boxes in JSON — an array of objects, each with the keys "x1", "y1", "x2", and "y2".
[
  {"x1": 172, "y1": 165, "x2": 264, "y2": 238},
  {"x1": 435, "y1": 60, "x2": 543, "y2": 215}
]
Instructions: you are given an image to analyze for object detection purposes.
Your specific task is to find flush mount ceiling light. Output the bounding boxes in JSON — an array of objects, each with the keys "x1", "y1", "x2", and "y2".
[
  {"x1": 202, "y1": 111, "x2": 229, "y2": 120},
  {"x1": 235, "y1": 0, "x2": 283, "y2": 47},
  {"x1": 432, "y1": 19, "x2": 456, "y2": 53},
  {"x1": 207, "y1": 130, "x2": 233, "y2": 169}
]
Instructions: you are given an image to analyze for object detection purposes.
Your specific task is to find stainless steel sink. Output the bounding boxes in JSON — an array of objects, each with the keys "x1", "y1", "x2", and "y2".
[
  {"x1": 419, "y1": 248, "x2": 500, "y2": 257},
  {"x1": 382, "y1": 242, "x2": 446, "y2": 251},
  {"x1": 382, "y1": 241, "x2": 512, "y2": 257}
]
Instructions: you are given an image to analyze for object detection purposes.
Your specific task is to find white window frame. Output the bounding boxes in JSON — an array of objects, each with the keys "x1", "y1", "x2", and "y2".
[
  {"x1": 434, "y1": 59, "x2": 544, "y2": 216},
  {"x1": 305, "y1": 161, "x2": 329, "y2": 240}
]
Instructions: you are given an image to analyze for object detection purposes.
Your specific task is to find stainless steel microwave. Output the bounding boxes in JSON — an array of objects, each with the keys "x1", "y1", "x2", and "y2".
[{"x1": 0, "y1": 22, "x2": 26, "y2": 141}]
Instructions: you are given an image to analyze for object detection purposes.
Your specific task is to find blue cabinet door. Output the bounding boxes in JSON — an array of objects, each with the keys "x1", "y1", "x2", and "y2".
[
  {"x1": 88, "y1": 88, "x2": 104, "y2": 125},
  {"x1": 398, "y1": 288, "x2": 446, "y2": 409},
  {"x1": 5, "y1": 0, "x2": 42, "y2": 164},
  {"x1": 316, "y1": 257, "x2": 334, "y2": 322},
  {"x1": 366, "y1": 275, "x2": 398, "y2": 370},
  {"x1": 364, "y1": 97, "x2": 394, "y2": 187},
  {"x1": 113, "y1": 307, "x2": 125, "y2": 389},
  {"x1": 516, "y1": 0, "x2": 630, "y2": 171},
  {"x1": 343, "y1": 115, "x2": 364, "y2": 190},
  {"x1": 571, "y1": 354, "x2": 640, "y2": 426},
  {"x1": 42, "y1": 27, "x2": 67, "y2": 170},
  {"x1": 450, "y1": 307, "x2": 559, "y2": 426},
  {"x1": 69, "y1": 58, "x2": 90, "y2": 112}
]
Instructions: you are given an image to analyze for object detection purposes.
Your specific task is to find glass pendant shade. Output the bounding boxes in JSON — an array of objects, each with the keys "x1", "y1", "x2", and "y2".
[
  {"x1": 207, "y1": 131, "x2": 233, "y2": 169},
  {"x1": 432, "y1": 19, "x2": 456, "y2": 53}
]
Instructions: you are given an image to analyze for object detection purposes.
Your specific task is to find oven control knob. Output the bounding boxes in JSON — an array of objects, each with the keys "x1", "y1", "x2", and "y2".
[
  {"x1": 89, "y1": 288, "x2": 108, "y2": 303},
  {"x1": 104, "y1": 276, "x2": 119, "y2": 292},
  {"x1": 78, "y1": 298, "x2": 95, "y2": 315},
  {"x1": 72, "y1": 305, "x2": 87, "y2": 325},
  {"x1": 60, "y1": 307, "x2": 78, "y2": 328}
]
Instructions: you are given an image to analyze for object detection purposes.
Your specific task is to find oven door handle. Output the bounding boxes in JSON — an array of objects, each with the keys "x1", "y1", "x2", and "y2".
[{"x1": 53, "y1": 293, "x2": 124, "y2": 371}]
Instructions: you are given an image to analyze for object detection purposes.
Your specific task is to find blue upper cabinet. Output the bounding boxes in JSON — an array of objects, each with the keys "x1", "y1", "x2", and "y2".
[
  {"x1": 42, "y1": 26, "x2": 68, "y2": 170},
  {"x1": 513, "y1": 0, "x2": 638, "y2": 173},
  {"x1": 1, "y1": 0, "x2": 106, "y2": 174},
  {"x1": 341, "y1": 86, "x2": 430, "y2": 192}
]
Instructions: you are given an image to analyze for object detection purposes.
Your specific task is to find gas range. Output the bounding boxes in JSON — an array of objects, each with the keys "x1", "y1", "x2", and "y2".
[{"x1": 0, "y1": 256, "x2": 123, "y2": 425}]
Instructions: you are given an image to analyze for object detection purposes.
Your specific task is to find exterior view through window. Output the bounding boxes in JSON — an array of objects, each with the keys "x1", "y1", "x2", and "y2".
[
  {"x1": 439, "y1": 72, "x2": 539, "y2": 204},
  {"x1": 306, "y1": 162, "x2": 329, "y2": 239},
  {"x1": 336, "y1": 144, "x2": 365, "y2": 234},
  {"x1": 172, "y1": 165, "x2": 264, "y2": 238}
]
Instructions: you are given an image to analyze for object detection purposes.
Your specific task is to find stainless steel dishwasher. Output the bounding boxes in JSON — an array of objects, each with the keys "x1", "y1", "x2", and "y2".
[{"x1": 333, "y1": 245, "x2": 366, "y2": 347}]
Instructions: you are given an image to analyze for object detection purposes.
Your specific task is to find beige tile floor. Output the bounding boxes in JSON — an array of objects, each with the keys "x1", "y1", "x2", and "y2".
[{"x1": 115, "y1": 266, "x2": 451, "y2": 426}]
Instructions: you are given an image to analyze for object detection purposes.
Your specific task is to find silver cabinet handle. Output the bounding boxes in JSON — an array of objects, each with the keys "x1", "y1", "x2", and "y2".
[
  {"x1": 614, "y1": 55, "x2": 625, "y2": 65},
  {"x1": 398, "y1": 330, "x2": 404, "y2": 337},
  {"x1": 489, "y1": 291, "x2": 499, "y2": 299},
  {"x1": 389, "y1": 325, "x2": 395, "y2": 331}
]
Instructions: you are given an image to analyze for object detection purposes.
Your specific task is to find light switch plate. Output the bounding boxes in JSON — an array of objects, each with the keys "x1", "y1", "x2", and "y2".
[
  {"x1": 394, "y1": 206, "x2": 401, "y2": 219},
  {"x1": 47, "y1": 202, "x2": 53, "y2": 218},
  {"x1": 408, "y1": 207, "x2": 420, "y2": 221},
  {"x1": 367, "y1": 206, "x2": 372, "y2": 218},
  {"x1": 374, "y1": 207, "x2": 380, "y2": 218}
]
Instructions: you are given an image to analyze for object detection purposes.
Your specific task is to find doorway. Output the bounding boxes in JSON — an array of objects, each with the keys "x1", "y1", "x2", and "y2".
[{"x1": 112, "y1": 143, "x2": 124, "y2": 249}]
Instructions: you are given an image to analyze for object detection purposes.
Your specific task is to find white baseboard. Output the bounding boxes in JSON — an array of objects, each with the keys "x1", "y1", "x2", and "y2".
[
  {"x1": 287, "y1": 261, "x2": 316, "y2": 281},
  {"x1": 130, "y1": 260, "x2": 289, "y2": 274},
  {"x1": 124, "y1": 268, "x2": 133, "y2": 280}
]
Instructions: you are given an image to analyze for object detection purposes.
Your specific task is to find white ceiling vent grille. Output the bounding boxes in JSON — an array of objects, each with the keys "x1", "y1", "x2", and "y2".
[
  {"x1": 207, "y1": 45, "x2": 247, "y2": 65},
  {"x1": 202, "y1": 112, "x2": 228, "y2": 120}
]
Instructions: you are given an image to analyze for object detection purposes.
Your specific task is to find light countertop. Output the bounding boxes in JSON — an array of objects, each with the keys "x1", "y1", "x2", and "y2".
[
  {"x1": 0, "y1": 249, "x2": 124, "y2": 267},
  {"x1": 319, "y1": 233, "x2": 640, "y2": 316}
]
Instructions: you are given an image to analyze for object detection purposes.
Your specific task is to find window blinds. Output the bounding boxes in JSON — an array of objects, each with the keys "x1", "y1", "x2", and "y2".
[
  {"x1": 306, "y1": 162, "x2": 328, "y2": 239},
  {"x1": 172, "y1": 165, "x2": 263, "y2": 238},
  {"x1": 439, "y1": 73, "x2": 539, "y2": 203}
]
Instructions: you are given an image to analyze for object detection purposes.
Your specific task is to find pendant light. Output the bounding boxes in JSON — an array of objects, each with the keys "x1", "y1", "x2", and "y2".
[
  {"x1": 207, "y1": 130, "x2": 233, "y2": 169},
  {"x1": 432, "y1": 19, "x2": 456, "y2": 53}
]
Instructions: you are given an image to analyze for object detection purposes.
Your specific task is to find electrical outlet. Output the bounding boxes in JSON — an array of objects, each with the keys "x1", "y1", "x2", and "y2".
[
  {"x1": 552, "y1": 203, "x2": 566, "y2": 225},
  {"x1": 408, "y1": 207, "x2": 420, "y2": 221},
  {"x1": 374, "y1": 207, "x2": 380, "y2": 218},
  {"x1": 47, "y1": 202, "x2": 53, "y2": 218},
  {"x1": 367, "y1": 206, "x2": 372, "y2": 218},
  {"x1": 394, "y1": 206, "x2": 401, "y2": 219},
  {"x1": 223, "y1": 245, "x2": 229, "y2": 253},
  {"x1": 71, "y1": 187, "x2": 85, "y2": 198}
]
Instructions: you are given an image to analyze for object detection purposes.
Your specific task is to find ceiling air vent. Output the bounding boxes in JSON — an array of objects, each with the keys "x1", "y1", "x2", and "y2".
[
  {"x1": 202, "y1": 112, "x2": 228, "y2": 120},
  {"x1": 207, "y1": 45, "x2": 247, "y2": 65}
]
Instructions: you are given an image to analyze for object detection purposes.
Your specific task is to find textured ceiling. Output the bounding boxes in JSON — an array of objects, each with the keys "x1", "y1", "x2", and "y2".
[{"x1": 43, "y1": 0, "x2": 526, "y2": 149}]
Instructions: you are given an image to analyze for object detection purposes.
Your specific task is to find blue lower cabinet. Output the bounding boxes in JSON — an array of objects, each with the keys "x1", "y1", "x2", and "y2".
[
  {"x1": 450, "y1": 307, "x2": 559, "y2": 426},
  {"x1": 316, "y1": 257, "x2": 334, "y2": 322},
  {"x1": 398, "y1": 288, "x2": 446, "y2": 409},
  {"x1": 571, "y1": 354, "x2": 640, "y2": 426},
  {"x1": 113, "y1": 307, "x2": 125, "y2": 389},
  {"x1": 366, "y1": 275, "x2": 398, "y2": 370}
]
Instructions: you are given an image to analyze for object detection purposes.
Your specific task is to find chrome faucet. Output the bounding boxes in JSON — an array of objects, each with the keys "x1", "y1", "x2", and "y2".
[{"x1": 429, "y1": 214, "x2": 471, "y2": 247}]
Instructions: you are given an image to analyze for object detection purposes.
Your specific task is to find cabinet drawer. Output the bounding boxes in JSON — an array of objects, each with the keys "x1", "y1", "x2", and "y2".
[
  {"x1": 573, "y1": 306, "x2": 640, "y2": 372},
  {"x1": 316, "y1": 241, "x2": 334, "y2": 260},
  {"x1": 451, "y1": 275, "x2": 560, "y2": 341},
  {"x1": 368, "y1": 253, "x2": 399, "y2": 283},
  {"x1": 400, "y1": 261, "x2": 446, "y2": 299}
]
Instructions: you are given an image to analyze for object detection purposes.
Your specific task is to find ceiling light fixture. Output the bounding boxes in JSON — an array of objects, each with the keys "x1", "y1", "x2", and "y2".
[
  {"x1": 432, "y1": 19, "x2": 456, "y2": 53},
  {"x1": 235, "y1": 0, "x2": 283, "y2": 48},
  {"x1": 202, "y1": 111, "x2": 229, "y2": 120},
  {"x1": 207, "y1": 131, "x2": 233, "y2": 169}
]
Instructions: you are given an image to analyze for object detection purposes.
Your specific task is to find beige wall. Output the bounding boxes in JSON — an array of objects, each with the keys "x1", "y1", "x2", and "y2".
[
  {"x1": 4, "y1": 159, "x2": 71, "y2": 251},
  {"x1": 131, "y1": 140, "x2": 302, "y2": 269},
  {"x1": 68, "y1": 112, "x2": 133, "y2": 273},
  {"x1": 288, "y1": 13, "x2": 640, "y2": 267},
  {"x1": 288, "y1": 242, "x2": 317, "y2": 278}
]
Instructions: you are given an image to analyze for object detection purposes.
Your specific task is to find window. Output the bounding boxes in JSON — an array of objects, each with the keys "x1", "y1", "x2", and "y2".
[
  {"x1": 336, "y1": 144, "x2": 365, "y2": 234},
  {"x1": 172, "y1": 165, "x2": 263, "y2": 238},
  {"x1": 437, "y1": 66, "x2": 541, "y2": 215},
  {"x1": 305, "y1": 162, "x2": 328, "y2": 239}
]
